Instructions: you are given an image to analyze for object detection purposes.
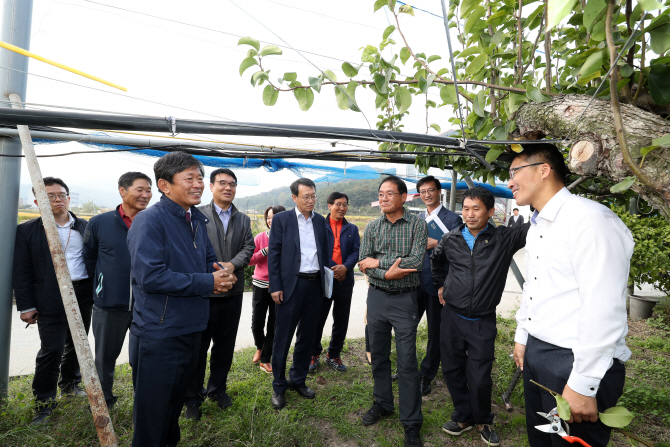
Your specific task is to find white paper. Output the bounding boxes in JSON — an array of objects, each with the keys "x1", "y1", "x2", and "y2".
[{"x1": 323, "y1": 266, "x2": 334, "y2": 299}]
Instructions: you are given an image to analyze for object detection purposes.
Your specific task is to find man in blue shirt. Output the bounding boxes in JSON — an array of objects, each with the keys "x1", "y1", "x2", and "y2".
[{"x1": 431, "y1": 188, "x2": 529, "y2": 446}]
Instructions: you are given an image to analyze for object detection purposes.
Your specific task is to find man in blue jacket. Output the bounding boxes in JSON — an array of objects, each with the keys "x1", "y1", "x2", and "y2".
[
  {"x1": 310, "y1": 191, "x2": 361, "y2": 373},
  {"x1": 83, "y1": 171, "x2": 153, "y2": 409},
  {"x1": 127, "y1": 152, "x2": 235, "y2": 447},
  {"x1": 416, "y1": 176, "x2": 462, "y2": 395}
]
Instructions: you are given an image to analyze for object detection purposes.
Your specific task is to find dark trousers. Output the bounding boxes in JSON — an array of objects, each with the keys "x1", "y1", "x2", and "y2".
[
  {"x1": 441, "y1": 305, "x2": 496, "y2": 425},
  {"x1": 129, "y1": 331, "x2": 201, "y2": 447},
  {"x1": 523, "y1": 335, "x2": 626, "y2": 447},
  {"x1": 92, "y1": 306, "x2": 133, "y2": 402},
  {"x1": 186, "y1": 294, "x2": 243, "y2": 404},
  {"x1": 416, "y1": 283, "x2": 441, "y2": 381},
  {"x1": 271, "y1": 276, "x2": 322, "y2": 394},
  {"x1": 367, "y1": 286, "x2": 423, "y2": 427},
  {"x1": 312, "y1": 280, "x2": 354, "y2": 358},
  {"x1": 33, "y1": 280, "x2": 93, "y2": 403},
  {"x1": 251, "y1": 286, "x2": 276, "y2": 364}
]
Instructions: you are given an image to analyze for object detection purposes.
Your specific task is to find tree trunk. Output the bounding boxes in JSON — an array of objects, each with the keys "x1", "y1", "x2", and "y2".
[{"x1": 515, "y1": 94, "x2": 670, "y2": 220}]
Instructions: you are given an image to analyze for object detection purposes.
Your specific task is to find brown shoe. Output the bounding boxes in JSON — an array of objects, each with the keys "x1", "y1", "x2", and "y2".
[
  {"x1": 259, "y1": 362, "x2": 272, "y2": 373},
  {"x1": 252, "y1": 349, "x2": 261, "y2": 364}
]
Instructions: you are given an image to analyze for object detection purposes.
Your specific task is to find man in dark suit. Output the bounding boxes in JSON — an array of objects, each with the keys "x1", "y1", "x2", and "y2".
[
  {"x1": 13, "y1": 177, "x2": 92, "y2": 424},
  {"x1": 508, "y1": 208, "x2": 524, "y2": 227},
  {"x1": 268, "y1": 178, "x2": 329, "y2": 410},
  {"x1": 416, "y1": 176, "x2": 462, "y2": 396}
]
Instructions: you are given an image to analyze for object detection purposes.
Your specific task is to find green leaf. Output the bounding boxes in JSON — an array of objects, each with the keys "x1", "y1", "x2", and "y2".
[
  {"x1": 427, "y1": 55, "x2": 442, "y2": 63},
  {"x1": 485, "y1": 147, "x2": 504, "y2": 163},
  {"x1": 527, "y1": 85, "x2": 552, "y2": 102},
  {"x1": 334, "y1": 86, "x2": 349, "y2": 110},
  {"x1": 251, "y1": 70, "x2": 269, "y2": 87},
  {"x1": 388, "y1": 0, "x2": 397, "y2": 11},
  {"x1": 465, "y1": 6, "x2": 486, "y2": 34},
  {"x1": 577, "y1": 70, "x2": 602, "y2": 86},
  {"x1": 246, "y1": 49, "x2": 258, "y2": 58},
  {"x1": 283, "y1": 72, "x2": 298, "y2": 82},
  {"x1": 649, "y1": 24, "x2": 670, "y2": 54},
  {"x1": 262, "y1": 85, "x2": 279, "y2": 106},
  {"x1": 440, "y1": 85, "x2": 458, "y2": 104},
  {"x1": 619, "y1": 64, "x2": 634, "y2": 78},
  {"x1": 375, "y1": 93, "x2": 388, "y2": 109},
  {"x1": 395, "y1": 86, "x2": 412, "y2": 113},
  {"x1": 323, "y1": 70, "x2": 337, "y2": 82},
  {"x1": 506, "y1": 92, "x2": 527, "y2": 114},
  {"x1": 460, "y1": 0, "x2": 480, "y2": 19},
  {"x1": 237, "y1": 36, "x2": 260, "y2": 51},
  {"x1": 239, "y1": 57, "x2": 258, "y2": 76},
  {"x1": 346, "y1": 81, "x2": 360, "y2": 111},
  {"x1": 374, "y1": 73, "x2": 388, "y2": 94},
  {"x1": 399, "y1": 4, "x2": 415, "y2": 15},
  {"x1": 430, "y1": 123, "x2": 442, "y2": 133},
  {"x1": 383, "y1": 25, "x2": 396, "y2": 40},
  {"x1": 474, "y1": 90, "x2": 487, "y2": 117},
  {"x1": 647, "y1": 11, "x2": 670, "y2": 32},
  {"x1": 583, "y1": 0, "x2": 607, "y2": 30},
  {"x1": 373, "y1": 0, "x2": 387, "y2": 12},
  {"x1": 260, "y1": 45, "x2": 282, "y2": 57},
  {"x1": 295, "y1": 87, "x2": 314, "y2": 111},
  {"x1": 547, "y1": 0, "x2": 579, "y2": 30},
  {"x1": 458, "y1": 47, "x2": 481, "y2": 58},
  {"x1": 640, "y1": 145, "x2": 659, "y2": 156},
  {"x1": 610, "y1": 176, "x2": 637, "y2": 193},
  {"x1": 487, "y1": 10, "x2": 508, "y2": 24},
  {"x1": 652, "y1": 133, "x2": 670, "y2": 146},
  {"x1": 598, "y1": 407, "x2": 634, "y2": 428},
  {"x1": 400, "y1": 47, "x2": 411, "y2": 65},
  {"x1": 465, "y1": 53, "x2": 488, "y2": 76},
  {"x1": 639, "y1": 0, "x2": 663, "y2": 10},
  {"x1": 579, "y1": 49, "x2": 606, "y2": 77},
  {"x1": 308, "y1": 76, "x2": 322, "y2": 93},
  {"x1": 648, "y1": 64, "x2": 670, "y2": 105},
  {"x1": 555, "y1": 394, "x2": 571, "y2": 420},
  {"x1": 342, "y1": 62, "x2": 360, "y2": 77}
]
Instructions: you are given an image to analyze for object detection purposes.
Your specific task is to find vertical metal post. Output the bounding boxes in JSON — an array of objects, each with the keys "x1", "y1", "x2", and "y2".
[
  {"x1": 0, "y1": 0, "x2": 33, "y2": 397},
  {"x1": 449, "y1": 170, "x2": 458, "y2": 212},
  {"x1": 11, "y1": 95, "x2": 117, "y2": 446}
]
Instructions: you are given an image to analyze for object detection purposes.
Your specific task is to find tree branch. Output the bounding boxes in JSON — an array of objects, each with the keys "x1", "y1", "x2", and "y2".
[
  {"x1": 544, "y1": 0, "x2": 552, "y2": 93},
  {"x1": 519, "y1": 17, "x2": 544, "y2": 81},
  {"x1": 633, "y1": 21, "x2": 645, "y2": 102},
  {"x1": 516, "y1": 0, "x2": 524, "y2": 82}
]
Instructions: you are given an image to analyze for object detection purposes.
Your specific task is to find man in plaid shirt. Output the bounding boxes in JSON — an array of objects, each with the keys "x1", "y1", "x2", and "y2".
[{"x1": 358, "y1": 175, "x2": 428, "y2": 447}]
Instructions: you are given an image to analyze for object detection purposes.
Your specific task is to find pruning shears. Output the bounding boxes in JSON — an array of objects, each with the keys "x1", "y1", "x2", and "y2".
[{"x1": 535, "y1": 408, "x2": 592, "y2": 447}]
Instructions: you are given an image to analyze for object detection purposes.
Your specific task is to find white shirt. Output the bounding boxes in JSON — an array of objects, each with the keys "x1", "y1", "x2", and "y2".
[
  {"x1": 213, "y1": 202, "x2": 232, "y2": 233},
  {"x1": 514, "y1": 188, "x2": 634, "y2": 397},
  {"x1": 57, "y1": 213, "x2": 88, "y2": 281},
  {"x1": 425, "y1": 204, "x2": 443, "y2": 219},
  {"x1": 295, "y1": 207, "x2": 319, "y2": 273}
]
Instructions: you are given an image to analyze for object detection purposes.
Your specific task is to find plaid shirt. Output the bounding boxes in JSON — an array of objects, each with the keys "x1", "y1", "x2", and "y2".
[{"x1": 359, "y1": 207, "x2": 427, "y2": 289}]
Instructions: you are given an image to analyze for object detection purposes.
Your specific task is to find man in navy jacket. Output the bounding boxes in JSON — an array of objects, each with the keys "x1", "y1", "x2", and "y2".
[
  {"x1": 127, "y1": 152, "x2": 235, "y2": 447},
  {"x1": 83, "y1": 171, "x2": 152, "y2": 408},
  {"x1": 310, "y1": 192, "x2": 361, "y2": 373},
  {"x1": 268, "y1": 178, "x2": 329, "y2": 410},
  {"x1": 416, "y1": 176, "x2": 462, "y2": 396}
]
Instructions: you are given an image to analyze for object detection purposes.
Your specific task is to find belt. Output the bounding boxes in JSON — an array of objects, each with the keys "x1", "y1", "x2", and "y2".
[
  {"x1": 370, "y1": 284, "x2": 417, "y2": 295},
  {"x1": 296, "y1": 272, "x2": 319, "y2": 280},
  {"x1": 71, "y1": 278, "x2": 91, "y2": 286}
]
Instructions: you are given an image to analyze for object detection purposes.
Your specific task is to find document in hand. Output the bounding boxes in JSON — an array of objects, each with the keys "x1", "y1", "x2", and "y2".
[
  {"x1": 323, "y1": 266, "x2": 334, "y2": 299},
  {"x1": 425, "y1": 215, "x2": 449, "y2": 243}
]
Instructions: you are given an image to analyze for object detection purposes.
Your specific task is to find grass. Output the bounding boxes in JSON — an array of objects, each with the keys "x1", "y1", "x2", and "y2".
[{"x1": 1, "y1": 308, "x2": 669, "y2": 446}]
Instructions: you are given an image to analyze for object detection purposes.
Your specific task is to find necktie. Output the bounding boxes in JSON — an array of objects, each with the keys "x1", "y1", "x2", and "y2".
[{"x1": 185, "y1": 211, "x2": 192, "y2": 224}]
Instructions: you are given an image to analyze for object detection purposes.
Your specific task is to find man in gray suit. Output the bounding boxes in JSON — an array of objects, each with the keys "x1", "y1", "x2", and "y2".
[
  {"x1": 184, "y1": 168, "x2": 255, "y2": 420},
  {"x1": 508, "y1": 208, "x2": 524, "y2": 227}
]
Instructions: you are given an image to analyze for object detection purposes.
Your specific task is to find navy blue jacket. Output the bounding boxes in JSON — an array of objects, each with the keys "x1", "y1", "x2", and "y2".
[
  {"x1": 127, "y1": 195, "x2": 217, "y2": 339},
  {"x1": 13, "y1": 212, "x2": 89, "y2": 316},
  {"x1": 83, "y1": 206, "x2": 134, "y2": 312},
  {"x1": 420, "y1": 206, "x2": 463, "y2": 296},
  {"x1": 268, "y1": 208, "x2": 329, "y2": 301},
  {"x1": 324, "y1": 214, "x2": 360, "y2": 286}
]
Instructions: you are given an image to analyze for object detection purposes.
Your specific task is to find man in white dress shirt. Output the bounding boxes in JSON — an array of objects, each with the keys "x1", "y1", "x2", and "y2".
[{"x1": 509, "y1": 143, "x2": 634, "y2": 447}]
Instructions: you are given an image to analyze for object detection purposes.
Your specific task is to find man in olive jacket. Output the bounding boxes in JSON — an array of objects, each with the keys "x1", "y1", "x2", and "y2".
[{"x1": 185, "y1": 168, "x2": 255, "y2": 419}]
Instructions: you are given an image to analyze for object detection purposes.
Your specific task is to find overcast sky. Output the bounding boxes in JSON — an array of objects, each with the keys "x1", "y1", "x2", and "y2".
[{"x1": 11, "y1": 0, "x2": 461, "y2": 206}]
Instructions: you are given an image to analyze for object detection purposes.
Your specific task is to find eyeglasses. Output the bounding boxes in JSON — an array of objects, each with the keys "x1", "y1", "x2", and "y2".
[
  {"x1": 378, "y1": 192, "x2": 401, "y2": 199},
  {"x1": 215, "y1": 180, "x2": 237, "y2": 188},
  {"x1": 419, "y1": 188, "x2": 437, "y2": 195},
  {"x1": 300, "y1": 195, "x2": 317, "y2": 202},
  {"x1": 47, "y1": 194, "x2": 69, "y2": 202},
  {"x1": 331, "y1": 203, "x2": 348, "y2": 208},
  {"x1": 509, "y1": 162, "x2": 545, "y2": 179}
]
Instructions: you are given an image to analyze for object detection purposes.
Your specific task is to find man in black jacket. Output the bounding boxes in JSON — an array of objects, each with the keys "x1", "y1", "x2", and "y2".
[
  {"x1": 184, "y1": 168, "x2": 255, "y2": 419},
  {"x1": 83, "y1": 172, "x2": 153, "y2": 408},
  {"x1": 13, "y1": 177, "x2": 92, "y2": 424},
  {"x1": 431, "y1": 187, "x2": 529, "y2": 446},
  {"x1": 508, "y1": 208, "x2": 525, "y2": 227}
]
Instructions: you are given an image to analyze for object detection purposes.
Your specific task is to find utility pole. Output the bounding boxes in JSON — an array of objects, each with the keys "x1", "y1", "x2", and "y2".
[{"x1": 0, "y1": 0, "x2": 33, "y2": 397}]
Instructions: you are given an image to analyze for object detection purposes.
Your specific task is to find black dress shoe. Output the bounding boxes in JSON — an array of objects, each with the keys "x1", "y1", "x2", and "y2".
[
  {"x1": 217, "y1": 393, "x2": 233, "y2": 410},
  {"x1": 63, "y1": 386, "x2": 87, "y2": 398},
  {"x1": 289, "y1": 382, "x2": 315, "y2": 399},
  {"x1": 361, "y1": 401, "x2": 393, "y2": 426},
  {"x1": 31, "y1": 402, "x2": 57, "y2": 425},
  {"x1": 184, "y1": 399, "x2": 202, "y2": 421},
  {"x1": 403, "y1": 424, "x2": 422, "y2": 447},
  {"x1": 271, "y1": 391, "x2": 285, "y2": 410},
  {"x1": 419, "y1": 377, "x2": 432, "y2": 396}
]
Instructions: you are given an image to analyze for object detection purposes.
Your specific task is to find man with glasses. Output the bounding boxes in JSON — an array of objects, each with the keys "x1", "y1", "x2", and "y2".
[
  {"x1": 415, "y1": 176, "x2": 462, "y2": 396},
  {"x1": 310, "y1": 191, "x2": 360, "y2": 373},
  {"x1": 358, "y1": 175, "x2": 427, "y2": 447},
  {"x1": 268, "y1": 178, "x2": 328, "y2": 410},
  {"x1": 13, "y1": 177, "x2": 92, "y2": 424},
  {"x1": 184, "y1": 168, "x2": 255, "y2": 419}
]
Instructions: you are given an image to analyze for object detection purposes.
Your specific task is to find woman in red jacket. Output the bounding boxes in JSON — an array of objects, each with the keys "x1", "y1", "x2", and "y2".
[{"x1": 249, "y1": 205, "x2": 285, "y2": 372}]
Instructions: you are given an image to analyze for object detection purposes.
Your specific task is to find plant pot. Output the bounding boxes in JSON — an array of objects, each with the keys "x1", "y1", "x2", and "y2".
[{"x1": 629, "y1": 295, "x2": 659, "y2": 321}]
